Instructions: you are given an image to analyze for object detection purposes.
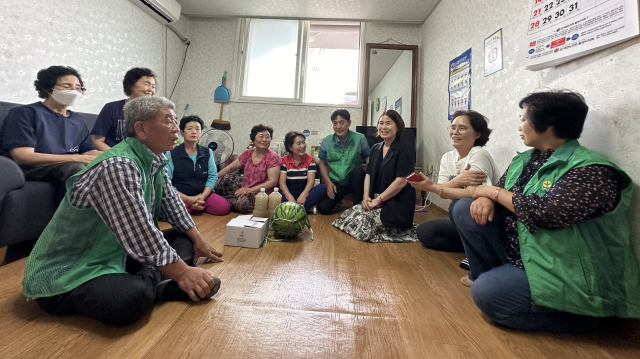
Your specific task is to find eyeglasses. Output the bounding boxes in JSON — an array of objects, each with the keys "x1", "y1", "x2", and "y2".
[
  {"x1": 256, "y1": 134, "x2": 271, "y2": 140},
  {"x1": 448, "y1": 125, "x2": 469, "y2": 134},
  {"x1": 54, "y1": 83, "x2": 85, "y2": 92}
]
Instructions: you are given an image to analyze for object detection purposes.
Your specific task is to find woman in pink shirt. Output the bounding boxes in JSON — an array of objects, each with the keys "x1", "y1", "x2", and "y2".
[{"x1": 215, "y1": 124, "x2": 281, "y2": 213}]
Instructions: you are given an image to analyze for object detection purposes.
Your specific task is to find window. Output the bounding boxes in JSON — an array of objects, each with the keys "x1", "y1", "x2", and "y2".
[{"x1": 238, "y1": 19, "x2": 361, "y2": 105}]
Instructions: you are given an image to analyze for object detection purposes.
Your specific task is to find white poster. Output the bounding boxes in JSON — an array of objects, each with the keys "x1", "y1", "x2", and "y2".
[
  {"x1": 485, "y1": 29, "x2": 503, "y2": 76},
  {"x1": 523, "y1": 0, "x2": 640, "y2": 71}
]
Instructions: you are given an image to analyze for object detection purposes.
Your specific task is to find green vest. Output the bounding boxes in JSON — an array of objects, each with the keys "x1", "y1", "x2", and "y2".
[
  {"x1": 324, "y1": 130, "x2": 365, "y2": 185},
  {"x1": 22, "y1": 138, "x2": 166, "y2": 298},
  {"x1": 504, "y1": 139, "x2": 640, "y2": 317}
]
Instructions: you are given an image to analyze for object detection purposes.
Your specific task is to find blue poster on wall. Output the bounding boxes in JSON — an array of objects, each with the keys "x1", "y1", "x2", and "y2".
[{"x1": 448, "y1": 48, "x2": 471, "y2": 120}]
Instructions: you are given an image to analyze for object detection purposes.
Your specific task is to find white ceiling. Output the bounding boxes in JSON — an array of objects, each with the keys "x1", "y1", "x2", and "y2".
[{"x1": 176, "y1": 0, "x2": 441, "y2": 24}]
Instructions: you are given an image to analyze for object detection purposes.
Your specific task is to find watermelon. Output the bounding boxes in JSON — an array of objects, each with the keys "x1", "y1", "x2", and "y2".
[{"x1": 272, "y1": 202, "x2": 308, "y2": 238}]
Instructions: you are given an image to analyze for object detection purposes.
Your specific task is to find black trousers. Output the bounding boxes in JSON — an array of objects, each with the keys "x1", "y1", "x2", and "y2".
[
  {"x1": 21, "y1": 162, "x2": 86, "y2": 204},
  {"x1": 317, "y1": 166, "x2": 366, "y2": 214},
  {"x1": 37, "y1": 229, "x2": 194, "y2": 326},
  {"x1": 416, "y1": 200, "x2": 465, "y2": 252}
]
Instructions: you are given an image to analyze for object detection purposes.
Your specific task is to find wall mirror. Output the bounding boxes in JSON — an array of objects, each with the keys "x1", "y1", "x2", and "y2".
[{"x1": 362, "y1": 43, "x2": 418, "y2": 128}]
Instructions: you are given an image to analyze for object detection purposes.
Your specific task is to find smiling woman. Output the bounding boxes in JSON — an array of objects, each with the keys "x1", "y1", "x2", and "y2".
[
  {"x1": 409, "y1": 110, "x2": 499, "y2": 257},
  {"x1": 332, "y1": 110, "x2": 417, "y2": 243},
  {"x1": 214, "y1": 124, "x2": 282, "y2": 213}
]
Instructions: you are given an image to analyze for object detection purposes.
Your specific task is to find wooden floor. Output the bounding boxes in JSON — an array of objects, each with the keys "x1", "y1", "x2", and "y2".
[{"x1": 1, "y1": 204, "x2": 639, "y2": 358}]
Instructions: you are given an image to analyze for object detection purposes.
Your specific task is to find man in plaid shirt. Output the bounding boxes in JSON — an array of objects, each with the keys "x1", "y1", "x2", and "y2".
[{"x1": 23, "y1": 96, "x2": 223, "y2": 326}]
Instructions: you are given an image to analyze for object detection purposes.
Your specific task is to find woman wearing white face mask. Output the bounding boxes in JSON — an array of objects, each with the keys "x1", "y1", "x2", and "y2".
[{"x1": 0, "y1": 65, "x2": 101, "y2": 205}]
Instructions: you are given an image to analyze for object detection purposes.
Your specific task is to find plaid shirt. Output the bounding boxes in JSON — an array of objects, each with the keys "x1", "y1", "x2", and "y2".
[{"x1": 69, "y1": 150, "x2": 195, "y2": 267}]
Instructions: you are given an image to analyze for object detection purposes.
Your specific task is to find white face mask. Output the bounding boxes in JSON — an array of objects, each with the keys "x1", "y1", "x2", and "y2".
[{"x1": 50, "y1": 89, "x2": 82, "y2": 106}]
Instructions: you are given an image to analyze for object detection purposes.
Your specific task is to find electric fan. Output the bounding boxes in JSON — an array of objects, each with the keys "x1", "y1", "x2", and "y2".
[{"x1": 199, "y1": 128, "x2": 234, "y2": 166}]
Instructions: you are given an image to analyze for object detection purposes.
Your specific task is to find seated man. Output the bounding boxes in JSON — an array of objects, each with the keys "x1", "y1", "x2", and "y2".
[
  {"x1": 316, "y1": 109, "x2": 370, "y2": 214},
  {"x1": 0, "y1": 65, "x2": 101, "y2": 204},
  {"x1": 22, "y1": 96, "x2": 223, "y2": 326}
]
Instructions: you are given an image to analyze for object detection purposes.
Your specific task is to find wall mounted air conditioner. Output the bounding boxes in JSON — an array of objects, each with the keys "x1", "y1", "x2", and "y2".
[{"x1": 129, "y1": 0, "x2": 181, "y2": 24}]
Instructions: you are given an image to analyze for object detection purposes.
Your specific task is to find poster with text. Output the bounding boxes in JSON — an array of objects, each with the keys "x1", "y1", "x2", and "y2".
[
  {"x1": 523, "y1": 0, "x2": 639, "y2": 71},
  {"x1": 448, "y1": 48, "x2": 472, "y2": 120}
]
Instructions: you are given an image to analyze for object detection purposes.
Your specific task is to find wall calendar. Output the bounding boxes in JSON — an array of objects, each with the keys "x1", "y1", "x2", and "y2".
[{"x1": 523, "y1": 0, "x2": 639, "y2": 70}]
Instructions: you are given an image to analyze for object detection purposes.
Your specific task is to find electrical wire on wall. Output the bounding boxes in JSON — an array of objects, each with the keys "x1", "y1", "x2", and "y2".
[
  {"x1": 164, "y1": 24, "x2": 191, "y2": 101},
  {"x1": 169, "y1": 41, "x2": 189, "y2": 100}
]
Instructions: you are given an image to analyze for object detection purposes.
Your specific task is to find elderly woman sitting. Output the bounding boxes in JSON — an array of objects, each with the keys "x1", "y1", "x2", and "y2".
[
  {"x1": 0, "y1": 65, "x2": 100, "y2": 204},
  {"x1": 166, "y1": 115, "x2": 231, "y2": 216},
  {"x1": 452, "y1": 90, "x2": 640, "y2": 333},
  {"x1": 215, "y1": 124, "x2": 281, "y2": 213},
  {"x1": 91, "y1": 67, "x2": 156, "y2": 150},
  {"x1": 279, "y1": 131, "x2": 327, "y2": 213}
]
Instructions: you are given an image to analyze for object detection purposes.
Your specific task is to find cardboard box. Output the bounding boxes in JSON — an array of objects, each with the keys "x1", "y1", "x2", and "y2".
[{"x1": 224, "y1": 215, "x2": 269, "y2": 248}]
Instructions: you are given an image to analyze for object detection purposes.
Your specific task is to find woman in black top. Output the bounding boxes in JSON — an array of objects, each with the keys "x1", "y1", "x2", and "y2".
[{"x1": 332, "y1": 110, "x2": 416, "y2": 242}]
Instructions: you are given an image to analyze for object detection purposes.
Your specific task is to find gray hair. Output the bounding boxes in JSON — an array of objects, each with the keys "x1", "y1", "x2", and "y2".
[{"x1": 124, "y1": 96, "x2": 175, "y2": 137}]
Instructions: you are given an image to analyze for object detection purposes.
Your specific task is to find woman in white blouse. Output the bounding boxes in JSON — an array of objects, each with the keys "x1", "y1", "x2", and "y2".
[{"x1": 409, "y1": 110, "x2": 499, "y2": 274}]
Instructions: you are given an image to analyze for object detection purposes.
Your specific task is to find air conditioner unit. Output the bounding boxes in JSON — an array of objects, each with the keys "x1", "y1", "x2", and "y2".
[{"x1": 129, "y1": 0, "x2": 181, "y2": 24}]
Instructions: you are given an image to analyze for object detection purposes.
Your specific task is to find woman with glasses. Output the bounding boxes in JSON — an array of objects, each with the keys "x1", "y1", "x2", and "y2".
[
  {"x1": 0, "y1": 65, "x2": 100, "y2": 204},
  {"x1": 408, "y1": 110, "x2": 500, "y2": 276},
  {"x1": 215, "y1": 124, "x2": 281, "y2": 213},
  {"x1": 91, "y1": 67, "x2": 156, "y2": 151},
  {"x1": 452, "y1": 90, "x2": 640, "y2": 332},
  {"x1": 332, "y1": 110, "x2": 417, "y2": 242},
  {"x1": 166, "y1": 115, "x2": 231, "y2": 216}
]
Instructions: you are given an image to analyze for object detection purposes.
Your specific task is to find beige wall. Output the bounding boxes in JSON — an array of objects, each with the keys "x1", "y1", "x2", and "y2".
[{"x1": 418, "y1": 0, "x2": 640, "y2": 248}]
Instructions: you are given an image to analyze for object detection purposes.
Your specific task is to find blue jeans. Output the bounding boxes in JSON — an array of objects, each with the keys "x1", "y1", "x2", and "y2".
[{"x1": 452, "y1": 198, "x2": 599, "y2": 333}]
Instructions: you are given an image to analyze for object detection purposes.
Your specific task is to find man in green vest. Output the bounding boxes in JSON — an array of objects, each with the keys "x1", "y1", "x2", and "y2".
[
  {"x1": 22, "y1": 96, "x2": 223, "y2": 326},
  {"x1": 317, "y1": 109, "x2": 370, "y2": 214},
  {"x1": 452, "y1": 90, "x2": 640, "y2": 332}
]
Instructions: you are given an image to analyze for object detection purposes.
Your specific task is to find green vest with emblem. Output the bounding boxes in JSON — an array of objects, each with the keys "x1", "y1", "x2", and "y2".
[
  {"x1": 22, "y1": 137, "x2": 165, "y2": 298},
  {"x1": 324, "y1": 130, "x2": 365, "y2": 186},
  {"x1": 504, "y1": 139, "x2": 640, "y2": 317}
]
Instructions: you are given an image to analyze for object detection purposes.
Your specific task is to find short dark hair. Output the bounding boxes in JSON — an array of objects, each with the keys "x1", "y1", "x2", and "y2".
[
  {"x1": 519, "y1": 90, "x2": 588, "y2": 140},
  {"x1": 284, "y1": 131, "x2": 305, "y2": 153},
  {"x1": 123, "y1": 67, "x2": 156, "y2": 96},
  {"x1": 33, "y1": 65, "x2": 84, "y2": 99},
  {"x1": 451, "y1": 110, "x2": 492, "y2": 147},
  {"x1": 379, "y1": 109, "x2": 405, "y2": 137},
  {"x1": 330, "y1": 108, "x2": 351, "y2": 122},
  {"x1": 250, "y1": 124, "x2": 274, "y2": 142},
  {"x1": 179, "y1": 115, "x2": 204, "y2": 131}
]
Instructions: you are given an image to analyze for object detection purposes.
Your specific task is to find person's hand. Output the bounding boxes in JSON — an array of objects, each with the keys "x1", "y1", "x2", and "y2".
[
  {"x1": 285, "y1": 194, "x2": 296, "y2": 203},
  {"x1": 325, "y1": 180, "x2": 337, "y2": 199},
  {"x1": 455, "y1": 164, "x2": 487, "y2": 187},
  {"x1": 361, "y1": 196, "x2": 372, "y2": 210},
  {"x1": 175, "y1": 266, "x2": 216, "y2": 302},
  {"x1": 193, "y1": 240, "x2": 224, "y2": 264},
  {"x1": 296, "y1": 194, "x2": 307, "y2": 205},
  {"x1": 74, "y1": 154, "x2": 99, "y2": 164},
  {"x1": 470, "y1": 197, "x2": 495, "y2": 225},
  {"x1": 187, "y1": 195, "x2": 205, "y2": 211},
  {"x1": 408, "y1": 172, "x2": 437, "y2": 192},
  {"x1": 234, "y1": 187, "x2": 254, "y2": 197}
]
